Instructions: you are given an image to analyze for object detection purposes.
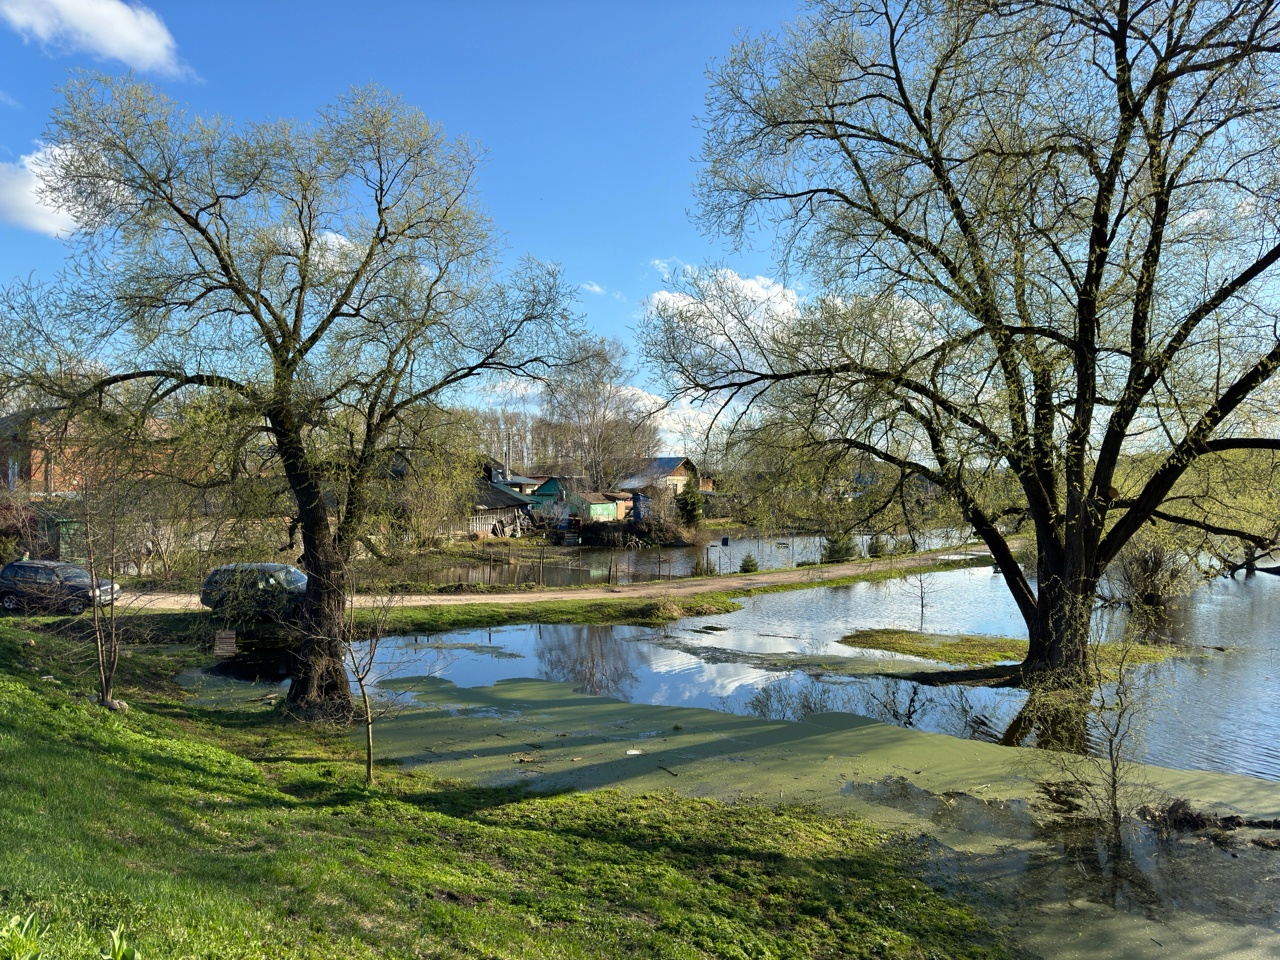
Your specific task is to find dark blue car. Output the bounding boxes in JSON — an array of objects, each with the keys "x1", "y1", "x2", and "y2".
[
  {"x1": 0, "y1": 560, "x2": 121, "y2": 615},
  {"x1": 199, "y1": 563, "x2": 308, "y2": 621}
]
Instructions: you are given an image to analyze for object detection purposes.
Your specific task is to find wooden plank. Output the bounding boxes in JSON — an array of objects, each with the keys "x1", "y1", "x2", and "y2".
[{"x1": 213, "y1": 629, "x2": 236, "y2": 657}]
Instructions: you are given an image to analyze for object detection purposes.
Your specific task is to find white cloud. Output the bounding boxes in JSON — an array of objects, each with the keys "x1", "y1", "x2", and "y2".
[
  {"x1": 579, "y1": 280, "x2": 605, "y2": 295},
  {"x1": 0, "y1": 147, "x2": 76, "y2": 236},
  {"x1": 646, "y1": 267, "x2": 802, "y2": 330},
  {"x1": 0, "y1": 0, "x2": 186, "y2": 76},
  {"x1": 650, "y1": 257, "x2": 679, "y2": 281},
  {"x1": 612, "y1": 290, "x2": 627, "y2": 303},
  {"x1": 0, "y1": 90, "x2": 18, "y2": 107}
]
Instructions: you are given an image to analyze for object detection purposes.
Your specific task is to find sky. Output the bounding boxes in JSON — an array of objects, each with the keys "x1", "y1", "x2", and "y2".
[{"x1": 0, "y1": 0, "x2": 804, "y2": 363}]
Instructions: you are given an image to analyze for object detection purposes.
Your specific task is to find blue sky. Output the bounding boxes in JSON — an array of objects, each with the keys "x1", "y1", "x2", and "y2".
[{"x1": 0, "y1": 0, "x2": 801, "y2": 353}]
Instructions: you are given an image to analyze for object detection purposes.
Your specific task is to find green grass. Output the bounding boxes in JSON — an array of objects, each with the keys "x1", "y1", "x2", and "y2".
[
  {"x1": 0, "y1": 625, "x2": 1011, "y2": 959},
  {"x1": 370, "y1": 595, "x2": 741, "y2": 635},
  {"x1": 840, "y1": 629, "x2": 1029, "y2": 666},
  {"x1": 841, "y1": 627, "x2": 1182, "y2": 667}
]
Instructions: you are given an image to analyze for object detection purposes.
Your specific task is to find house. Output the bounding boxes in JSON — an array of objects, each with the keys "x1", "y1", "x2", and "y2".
[
  {"x1": 617, "y1": 457, "x2": 712, "y2": 496},
  {"x1": 461, "y1": 480, "x2": 537, "y2": 537},
  {"x1": 566, "y1": 491, "x2": 622, "y2": 522},
  {"x1": 528, "y1": 476, "x2": 580, "y2": 507},
  {"x1": 0, "y1": 410, "x2": 81, "y2": 499},
  {"x1": 482, "y1": 459, "x2": 543, "y2": 496}
]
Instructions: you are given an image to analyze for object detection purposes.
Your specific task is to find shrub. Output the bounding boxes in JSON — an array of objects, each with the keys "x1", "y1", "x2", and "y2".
[
  {"x1": 822, "y1": 534, "x2": 859, "y2": 563},
  {"x1": 739, "y1": 553, "x2": 759, "y2": 573},
  {"x1": 675, "y1": 486, "x2": 704, "y2": 525}
]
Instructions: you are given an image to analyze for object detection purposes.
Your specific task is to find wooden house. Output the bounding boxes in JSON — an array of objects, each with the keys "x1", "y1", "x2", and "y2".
[
  {"x1": 567, "y1": 491, "x2": 621, "y2": 522},
  {"x1": 617, "y1": 457, "x2": 712, "y2": 496},
  {"x1": 462, "y1": 480, "x2": 537, "y2": 537}
]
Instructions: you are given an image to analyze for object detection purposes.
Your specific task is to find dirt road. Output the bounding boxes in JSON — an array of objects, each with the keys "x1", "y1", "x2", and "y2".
[{"x1": 128, "y1": 546, "x2": 993, "y2": 612}]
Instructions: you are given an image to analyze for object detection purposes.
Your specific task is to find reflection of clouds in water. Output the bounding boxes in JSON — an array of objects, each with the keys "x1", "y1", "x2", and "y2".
[
  {"x1": 739, "y1": 674, "x2": 1026, "y2": 739},
  {"x1": 372, "y1": 571, "x2": 1280, "y2": 779}
]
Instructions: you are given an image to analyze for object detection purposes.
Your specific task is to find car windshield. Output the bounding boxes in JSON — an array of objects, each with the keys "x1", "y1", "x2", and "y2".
[
  {"x1": 60, "y1": 568, "x2": 92, "y2": 582},
  {"x1": 281, "y1": 567, "x2": 308, "y2": 588}
]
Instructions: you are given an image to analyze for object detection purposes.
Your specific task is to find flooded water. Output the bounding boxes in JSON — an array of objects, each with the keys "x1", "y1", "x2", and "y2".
[
  {"x1": 375, "y1": 566, "x2": 1280, "y2": 782},
  {"x1": 417, "y1": 530, "x2": 958, "y2": 587}
]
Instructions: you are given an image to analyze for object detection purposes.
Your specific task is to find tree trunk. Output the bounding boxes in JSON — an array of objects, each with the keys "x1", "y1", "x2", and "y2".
[
  {"x1": 1021, "y1": 552, "x2": 1097, "y2": 684},
  {"x1": 276, "y1": 414, "x2": 356, "y2": 722}
]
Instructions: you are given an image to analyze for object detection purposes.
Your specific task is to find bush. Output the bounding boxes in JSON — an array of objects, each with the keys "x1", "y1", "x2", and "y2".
[
  {"x1": 739, "y1": 553, "x2": 759, "y2": 573},
  {"x1": 0, "y1": 535, "x2": 22, "y2": 565},
  {"x1": 866, "y1": 534, "x2": 887, "y2": 558},
  {"x1": 822, "y1": 534, "x2": 860, "y2": 563}
]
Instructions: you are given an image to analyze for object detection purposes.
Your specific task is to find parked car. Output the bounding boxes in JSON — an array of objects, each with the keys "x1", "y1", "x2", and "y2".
[
  {"x1": 200, "y1": 563, "x2": 308, "y2": 621},
  {"x1": 0, "y1": 560, "x2": 121, "y2": 615}
]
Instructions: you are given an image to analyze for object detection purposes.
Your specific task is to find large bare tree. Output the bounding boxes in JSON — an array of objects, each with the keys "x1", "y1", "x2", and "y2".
[
  {"x1": 645, "y1": 0, "x2": 1280, "y2": 680},
  {"x1": 1, "y1": 75, "x2": 577, "y2": 718},
  {"x1": 539, "y1": 339, "x2": 660, "y2": 489}
]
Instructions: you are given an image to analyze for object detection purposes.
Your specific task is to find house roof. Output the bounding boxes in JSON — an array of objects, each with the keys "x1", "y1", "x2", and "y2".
[
  {"x1": 617, "y1": 457, "x2": 696, "y2": 491},
  {"x1": 474, "y1": 480, "x2": 537, "y2": 511},
  {"x1": 572, "y1": 492, "x2": 613, "y2": 505}
]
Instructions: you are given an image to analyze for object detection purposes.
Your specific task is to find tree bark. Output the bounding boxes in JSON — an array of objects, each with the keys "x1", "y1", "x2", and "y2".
[{"x1": 276, "y1": 413, "x2": 356, "y2": 721}]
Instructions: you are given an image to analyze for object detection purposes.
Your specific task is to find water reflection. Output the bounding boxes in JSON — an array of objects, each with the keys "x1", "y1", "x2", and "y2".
[
  {"x1": 535, "y1": 624, "x2": 640, "y2": 699},
  {"x1": 381, "y1": 566, "x2": 1280, "y2": 781},
  {"x1": 845, "y1": 776, "x2": 1280, "y2": 926}
]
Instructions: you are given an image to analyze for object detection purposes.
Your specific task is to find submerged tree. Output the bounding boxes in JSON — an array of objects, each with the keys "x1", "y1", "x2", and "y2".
[
  {"x1": 1, "y1": 75, "x2": 578, "y2": 719},
  {"x1": 645, "y1": 0, "x2": 1280, "y2": 681}
]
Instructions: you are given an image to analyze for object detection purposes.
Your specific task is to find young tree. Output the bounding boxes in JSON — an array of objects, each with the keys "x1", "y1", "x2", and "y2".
[
  {"x1": 645, "y1": 0, "x2": 1280, "y2": 682},
  {"x1": 1, "y1": 76, "x2": 578, "y2": 719}
]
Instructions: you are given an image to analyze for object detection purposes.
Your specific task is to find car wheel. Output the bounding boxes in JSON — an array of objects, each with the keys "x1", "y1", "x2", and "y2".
[
  {"x1": 65, "y1": 598, "x2": 86, "y2": 616},
  {"x1": 0, "y1": 593, "x2": 16, "y2": 613}
]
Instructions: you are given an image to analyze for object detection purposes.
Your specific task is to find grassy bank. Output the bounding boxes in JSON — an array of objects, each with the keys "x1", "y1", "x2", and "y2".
[
  {"x1": 0, "y1": 625, "x2": 1010, "y2": 959},
  {"x1": 374, "y1": 594, "x2": 741, "y2": 635},
  {"x1": 841, "y1": 628, "x2": 1183, "y2": 667},
  {"x1": 377, "y1": 554, "x2": 992, "y2": 636}
]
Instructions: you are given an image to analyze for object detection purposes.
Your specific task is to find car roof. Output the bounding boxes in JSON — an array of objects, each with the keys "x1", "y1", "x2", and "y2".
[{"x1": 207, "y1": 563, "x2": 305, "y2": 575}]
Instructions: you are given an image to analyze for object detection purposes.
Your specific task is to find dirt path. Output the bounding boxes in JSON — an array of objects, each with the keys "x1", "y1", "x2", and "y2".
[{"x1": 127, "y1": 545, "x2": 994, "y2": 612}]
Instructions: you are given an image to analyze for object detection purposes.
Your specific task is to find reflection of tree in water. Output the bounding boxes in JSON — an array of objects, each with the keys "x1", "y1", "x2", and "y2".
[
  {"x1": 1024, "y1": 821, "x2": 1165, "y2": 918},
  {"x1": 744, "y1": 677, "x2": 837, "y2": 720},
  {"x1": 534, "y1": 625, "x2": 641, "y2": 699},
  {"x1": 1000, "y1": 688, "x2": 1091, "y2": 754},
  {"x1": 849, "y1": 679, "x2": 1004, "y2": 736}
]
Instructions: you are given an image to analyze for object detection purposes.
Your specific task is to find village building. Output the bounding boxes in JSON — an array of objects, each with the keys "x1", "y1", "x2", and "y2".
[{"x1": 616, "y1": 457, "x2": 713, "y2": 497}]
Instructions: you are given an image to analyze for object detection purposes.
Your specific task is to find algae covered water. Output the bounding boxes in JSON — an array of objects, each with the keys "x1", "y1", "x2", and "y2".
[{"x1": 376, "y1": 566, "x2": 1280, "y2": 782}]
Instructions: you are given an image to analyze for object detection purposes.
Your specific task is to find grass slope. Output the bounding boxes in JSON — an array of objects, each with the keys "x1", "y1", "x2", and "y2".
[
  {"x1": 840, "y1": 628, "x2": 1181, "y2": 667},
  {"x1": 0, "y1": 625, "x2": 1010, "y2": 959}
]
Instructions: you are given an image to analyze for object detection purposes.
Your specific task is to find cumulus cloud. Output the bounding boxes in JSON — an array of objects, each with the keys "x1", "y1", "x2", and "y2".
[
  {"x1": 0, "y1": 0, "x2": 186, "y2": 76},
  {"x1": 0, "y1": 147, "x2": 76, "y2": 236},
  {"x1": 579, "y1": 280, "x2": 605, "y2": 295},
  {"x1": 646, "y1": 267, "x2": 801, "y2": 330}
]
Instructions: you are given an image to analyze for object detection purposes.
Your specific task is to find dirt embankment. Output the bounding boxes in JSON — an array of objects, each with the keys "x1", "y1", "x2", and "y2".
[{"x1": 127, "y1": 545, "x2": 995, "y2": 612}]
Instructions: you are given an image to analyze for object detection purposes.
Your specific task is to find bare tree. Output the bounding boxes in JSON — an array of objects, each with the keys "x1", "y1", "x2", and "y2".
[
  {"x1": 1, "y1": 76, "x2": 578, "y2": 719},
  {"x1": 646, "y1": 0, "x2": 1280, "y2": 682},
  {"x1": 539, "y1": 339, "x2": 659, "y2": 490}
]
